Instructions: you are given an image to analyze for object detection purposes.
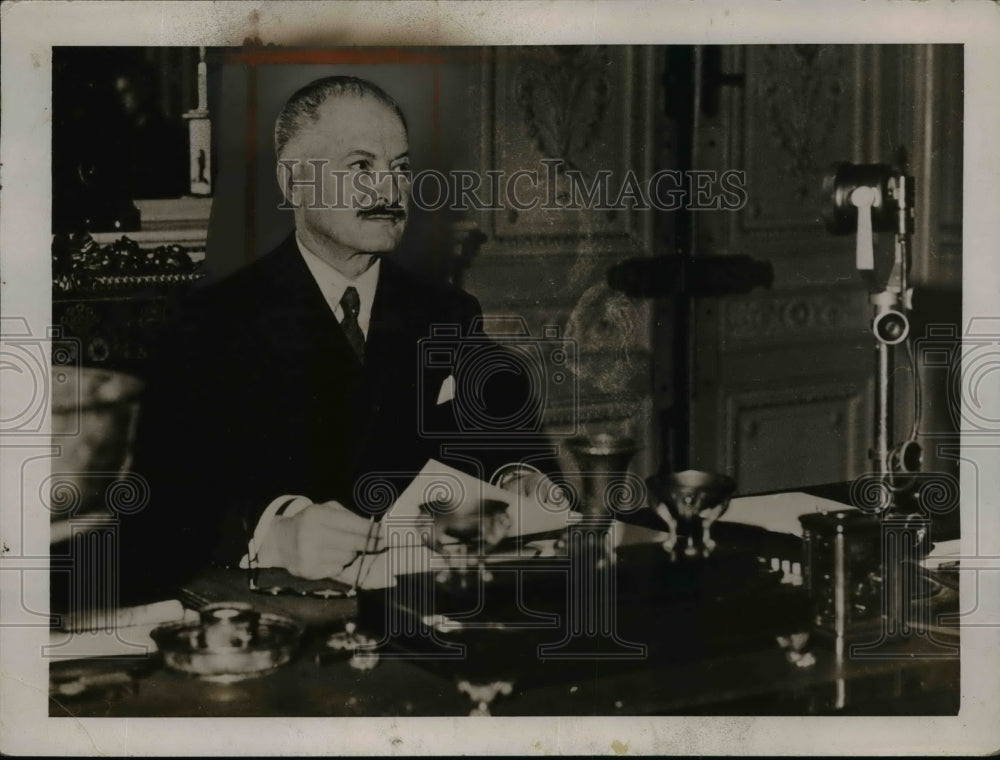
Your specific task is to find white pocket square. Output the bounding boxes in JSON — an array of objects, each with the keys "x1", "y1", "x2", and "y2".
[{"x1": 436, "y1": 374, "x2": 456, "y2": 405}]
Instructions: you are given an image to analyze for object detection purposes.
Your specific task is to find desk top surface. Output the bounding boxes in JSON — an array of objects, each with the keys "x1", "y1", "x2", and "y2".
[
  {"x1": 48, "y1": 484, "x2": 961, "y2": 717},
  {"x1": 50, "y1": 571, "x2": 960, "y2": 716}
]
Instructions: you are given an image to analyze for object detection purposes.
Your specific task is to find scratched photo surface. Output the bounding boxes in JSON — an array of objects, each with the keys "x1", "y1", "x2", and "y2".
[{"x1": 41, "y1": 42, "x2": 967, "y2": 722}]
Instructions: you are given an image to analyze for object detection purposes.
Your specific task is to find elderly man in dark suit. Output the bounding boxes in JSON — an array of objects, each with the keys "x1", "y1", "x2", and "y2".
[{"x1": 125, "y1": 76, "x2": 562, "y2": 588}]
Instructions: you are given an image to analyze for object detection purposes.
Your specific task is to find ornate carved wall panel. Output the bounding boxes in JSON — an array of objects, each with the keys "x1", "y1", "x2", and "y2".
[
  {"x1": 694, "y1": 45, "x2": 863, "y2": 293},
  {"x1": 689, "y1": 44, "x2": 880, "y2": 490},
  {"x1": 917, "y1": 44, "x2": 963, "y2": 287},
  {"x1": 461, "y1": 46, "x2": 663, "y2": 473},
  {"x1": 481, "y1": 46, "x2": 656, "y2": 252},
  {"x1": 723, "y1": 381, "x2": 872, "y2": 494},
  {"x1": 721, "y1": 288, "x2": 869, "y2": 350},
  {"x1": 736, "y1": 45, "x2": 856, "y2": 234},
  {"x1": 687, "y1": 44, "x2": 961, "y2": 492}
]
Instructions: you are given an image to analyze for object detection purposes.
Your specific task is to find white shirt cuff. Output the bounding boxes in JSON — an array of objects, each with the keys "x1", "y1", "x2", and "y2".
[{"x1": 239, "y1": 494, "x2": 313, "y2": 569}]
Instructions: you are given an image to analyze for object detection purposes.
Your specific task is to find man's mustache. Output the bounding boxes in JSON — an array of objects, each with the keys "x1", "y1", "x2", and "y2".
[{"x1": 357, "y1": 205, "x2": 406, "y2": 220}]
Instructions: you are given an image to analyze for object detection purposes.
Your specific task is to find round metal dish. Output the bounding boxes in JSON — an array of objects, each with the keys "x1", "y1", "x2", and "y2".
[{"x1": 151, "y1": 602, "x2": 303, "y2": 683}]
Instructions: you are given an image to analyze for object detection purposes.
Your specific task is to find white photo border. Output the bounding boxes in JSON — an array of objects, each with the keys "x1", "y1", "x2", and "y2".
[{"x1": 1, "y1": 0, "x2": 998, "y2": 755}]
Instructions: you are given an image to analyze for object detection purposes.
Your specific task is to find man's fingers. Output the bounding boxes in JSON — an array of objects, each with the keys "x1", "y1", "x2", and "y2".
[
  {"x1": 269, "y1": 501, "x2": 385, "y2": 581},
  {"x1": 309, "y1": 501, "x2": 379, "y2": 537},
  {"x1": 515, "y1": 473, "x2": 570, "y2": 508},
  {"x1": 299, "y1": 518, "x2": 371, "y2": 555},
  {"x1": 290, "y1": 551, "x2": 357, "y2": 580},
  {"x1": 313, "y1": 502, "x2": 386, "y2": 549},
  {"x1": 296, "y1": 503, "x2": 384, "y2": 555}
]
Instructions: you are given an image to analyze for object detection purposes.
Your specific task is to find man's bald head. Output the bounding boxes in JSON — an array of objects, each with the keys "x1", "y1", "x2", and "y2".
[
  {"x1": 274, "y1": 76, "x2": 411, "y2": 278},
  {"x1": 274, "y1": 75, "x2": 406, "y2": 160}
]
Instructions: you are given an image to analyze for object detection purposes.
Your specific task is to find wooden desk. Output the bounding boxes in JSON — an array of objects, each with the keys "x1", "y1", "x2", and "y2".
[{"x1": 49, "y1": 561, "x2": 959, "y2": 718}]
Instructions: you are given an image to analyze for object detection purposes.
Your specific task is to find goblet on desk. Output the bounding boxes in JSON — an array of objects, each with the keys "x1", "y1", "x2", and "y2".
[{"x1": 565, "y1": 433, "x2": 640, "y2": 517}]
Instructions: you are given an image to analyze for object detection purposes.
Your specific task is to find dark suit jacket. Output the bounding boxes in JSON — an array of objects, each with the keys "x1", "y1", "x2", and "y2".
[{"x1": 123, "y1": 234, "x2": 555, "y2": 590}]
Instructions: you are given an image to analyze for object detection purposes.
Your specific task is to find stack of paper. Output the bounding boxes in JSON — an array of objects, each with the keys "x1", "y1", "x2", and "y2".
[
  {"x1": 718, "y1": 492, "x2": 856, "y2": 537},
  {"x1": 349, "y1": 460, "x2": 579, "y2": 589},
  {"x1": 384, "y1": 459, "x2": 577, "y2": 537},
  {"x1": 47, "y1": 599, "x2": 196, "y2": 660},
  {"x1": 921, "y1": 538, "x2": 961, "y2": 569}
]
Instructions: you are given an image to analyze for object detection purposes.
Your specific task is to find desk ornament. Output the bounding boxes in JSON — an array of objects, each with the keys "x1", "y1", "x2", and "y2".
[
  {"x1": 645, "y1": 469, "x2": 737, "y2": 558},
  {"x1": 151, "y1": 602, "x2": 302, "y2": 682},
  {"x1": 318, "y1": 621, "x2": 380, "y2": 672}
]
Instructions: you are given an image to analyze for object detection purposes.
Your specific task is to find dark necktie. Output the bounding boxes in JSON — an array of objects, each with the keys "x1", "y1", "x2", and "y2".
[{"x1": 339, "y1": 286, "x2": 365, "y2": 361}]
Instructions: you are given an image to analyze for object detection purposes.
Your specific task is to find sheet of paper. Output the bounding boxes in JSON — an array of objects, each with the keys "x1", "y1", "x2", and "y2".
[
  {"x1": 719, "y1": 491, "x2": 856, "y2": 537},
  {"x1": 47, "y1": 608, "x2": 198, "y2": 660},
  {"x1": 384, "y1": 458, "x2": 578, "y2": 538},
  {"x1": 57, "y1": 598, "x2": 187, "y2": 632},
  {"x1": 344, "y1": 460, "x2": 581, "y2": 589},
  {"x1": 922, "y1": 538, "x2": 961, "y2": 569}
]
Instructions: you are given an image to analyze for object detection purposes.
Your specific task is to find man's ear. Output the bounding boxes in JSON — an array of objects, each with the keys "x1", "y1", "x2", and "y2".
[{"x1": 276, "y1": 156, "x2": 297, "y2": 209}]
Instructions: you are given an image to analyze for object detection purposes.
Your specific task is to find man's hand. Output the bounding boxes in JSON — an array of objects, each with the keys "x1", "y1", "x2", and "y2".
[
  {"x1": 259, "y1": 501, "x2": 381, "y2": 580},
  {"x1": 497, "y1": 468, "x2": 570, "y2": 512}
]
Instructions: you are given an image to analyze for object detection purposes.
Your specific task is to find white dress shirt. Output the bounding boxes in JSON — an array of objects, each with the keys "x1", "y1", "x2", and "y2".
[{"x1": 296, "y1": 233, "x2": 380, "y2": 337}]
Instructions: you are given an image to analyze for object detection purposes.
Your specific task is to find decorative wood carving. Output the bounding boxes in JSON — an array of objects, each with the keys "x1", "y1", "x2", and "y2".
[
  {"x1": 52, "y1": 233, "x2": 205, "y2": 374},
  {"x1": 758, "y1": 45, "x2": 848, "y2": 199},
  {"x1": 733, "y1": 45, "x2": 856, "y2": 235},
  {"x1": 52, "y1": 233, "x2": 204, "y2": 295},
  {"x1": 465, "y1": 47, "x2": 661, "y2": 459},
  {"x1": 722, "y1": 289, "x2": 868, "y2": 347},
  {"x1": 513, "y1": 46, "x2": 612, "y2": 174},
  {"x1": 61, "y1": 302, "x2": 101, "y2": 336},
  {"x1": 487, "y1": 47, "x2": 653, "y2": 247}
]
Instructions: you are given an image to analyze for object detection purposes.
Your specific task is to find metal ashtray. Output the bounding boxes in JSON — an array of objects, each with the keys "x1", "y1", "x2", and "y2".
[{"x1": 151, "y1": 602, "x2": 303, "y2": 682}]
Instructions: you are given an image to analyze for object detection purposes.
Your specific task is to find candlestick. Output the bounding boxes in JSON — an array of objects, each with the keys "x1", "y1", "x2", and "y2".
[{"x1": 197, "y1": 47, "x2": 207, "y2": 110}]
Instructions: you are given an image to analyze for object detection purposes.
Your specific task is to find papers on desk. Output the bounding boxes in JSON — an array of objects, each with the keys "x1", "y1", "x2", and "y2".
[
  {"x1": 921, "y1": 538, "x2": 961, "y2": 569},
  {"x1": 347, "y1": 459, "x2": 580, "y2": 590},
  {"x1": 47, "y1": 599, "x2": 197, "y2": 660},
  {"x1": 58, "y1": 598, "x2": 187, "y2": 632},
  {"x1": 384, "y1": 459, "x2": 579, "y2": 537},
  {"x1": 326, "y1": 474, "x2": 861, "y2": 590},
  {"x1": 719, "y1": 492, "x2": 856, "y2": 537}
]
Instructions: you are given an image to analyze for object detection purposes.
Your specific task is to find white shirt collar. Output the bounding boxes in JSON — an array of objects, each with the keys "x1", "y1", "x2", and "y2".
[{"x1": 295, "y1": 233, "x2": 380, "y2": 338}]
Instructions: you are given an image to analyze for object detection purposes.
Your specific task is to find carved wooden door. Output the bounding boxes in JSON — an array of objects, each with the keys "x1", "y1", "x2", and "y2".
[
  {"x1": 687, "y1": 45, "x2": 876, "y2": 493},
  {"x1": 685, "y1": 44, "x2": 962, "y2": 494},
  {"x1": 462, "y1": 46, "x2": 665, "y2": 476}
]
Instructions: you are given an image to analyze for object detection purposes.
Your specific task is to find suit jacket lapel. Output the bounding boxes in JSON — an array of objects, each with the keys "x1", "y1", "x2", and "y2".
[
  {"x1": 251, "y1": 242, "x2": 432, "y2": 486},
  {"x1": 254, "y1": 234, "x2": 362, "y2": 375},
  {"x1": 364, "y1": 259, "x2": 416, "y2": 377},
  {"x1": 359, "y1": 258, "x2": 460, "y2": 457},
  {"x1": 352, "y1": 258, "x2": 418, "y2": 446}
]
